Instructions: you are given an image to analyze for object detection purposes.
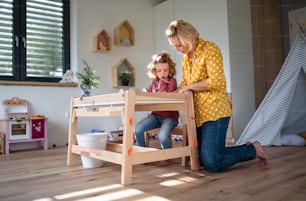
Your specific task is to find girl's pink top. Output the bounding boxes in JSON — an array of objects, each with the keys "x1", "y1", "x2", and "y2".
[{"x1": 148, "y1": 77, "x2": 179, "y2": 119}]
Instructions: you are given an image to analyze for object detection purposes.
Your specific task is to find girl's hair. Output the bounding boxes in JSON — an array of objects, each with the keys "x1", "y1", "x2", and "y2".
[
  {"x1": 147, "y1": 52, "x2": 176, "y2": 80},
  {"x1": 165, "y1": 19, "x2": 199, "y2": 52}
]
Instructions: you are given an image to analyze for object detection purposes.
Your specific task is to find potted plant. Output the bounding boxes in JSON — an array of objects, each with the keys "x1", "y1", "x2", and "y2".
[
  {"x1": 119, "y1": 70, "x2": 132, "y2": 86},
  {"x1": 77, "y1": 60, "x2": 100, "y2": 98}
]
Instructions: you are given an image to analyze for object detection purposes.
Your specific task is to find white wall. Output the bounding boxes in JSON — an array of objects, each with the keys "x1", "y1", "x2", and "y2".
[
  {"x1": 154, "y1": 0, "x2": 231, "y2": 92},
  {"x1": 0, "y1": 0, "x2": 256, "y2": 151},
  {"x1": 227, "y1": 0, "x2": 255, "y2": 139},
  {"x1": 71, "y1": 0, "x2": 154, "y2": 133},
  {"x1": 0, "y1": 86, "x2": 80, "y2": 150},
  {"x1": 0, "y1": 0, "x2": 155, "y2": 150}
]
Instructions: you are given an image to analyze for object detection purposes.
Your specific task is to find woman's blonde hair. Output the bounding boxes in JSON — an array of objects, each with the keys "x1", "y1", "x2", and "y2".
[
  {"x1": 147, "y1": 52, "x2": 176, "y2": 80},
  {"x1": 165, "y1": 19, "x2": 199, "y2": 52}
]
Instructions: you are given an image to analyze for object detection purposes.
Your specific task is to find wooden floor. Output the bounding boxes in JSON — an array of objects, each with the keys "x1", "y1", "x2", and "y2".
[{"x1": 0, "y1": 142, "x2": 306, "y2": 201}]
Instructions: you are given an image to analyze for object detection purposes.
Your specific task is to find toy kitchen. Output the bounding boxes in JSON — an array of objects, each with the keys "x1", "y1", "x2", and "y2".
[{"x1": 0, "y1": 97, "x2": 48, "y2": 154}]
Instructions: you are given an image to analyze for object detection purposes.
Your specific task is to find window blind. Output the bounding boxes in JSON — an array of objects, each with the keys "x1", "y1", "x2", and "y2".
[
  {"x1": 0, "y1": 0, "x2": 13, "y2": 76},
  {"x1": 26, "y1": 0, "x2": 64, "y2": 78}
]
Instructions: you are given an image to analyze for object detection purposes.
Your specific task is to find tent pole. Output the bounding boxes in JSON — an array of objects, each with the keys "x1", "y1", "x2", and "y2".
[{"x1": 288, "y1": 11, "x2": 305, "y2": 35}]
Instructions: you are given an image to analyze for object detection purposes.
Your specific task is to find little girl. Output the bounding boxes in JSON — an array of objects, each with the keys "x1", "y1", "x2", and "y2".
[{"x1": 135, "y1": 52, "x2": 179, "y2": 153}]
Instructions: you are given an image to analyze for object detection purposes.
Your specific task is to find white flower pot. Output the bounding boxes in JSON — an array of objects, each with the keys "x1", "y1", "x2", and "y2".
[{"x1": 76, "y1": 132, "x2": 108, "y2": 168}]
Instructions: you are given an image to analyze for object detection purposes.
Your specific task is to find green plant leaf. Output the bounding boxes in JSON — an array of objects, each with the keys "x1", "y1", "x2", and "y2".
[{"x1": 77, "y1": 60, "x2": 100, "y2": 89}]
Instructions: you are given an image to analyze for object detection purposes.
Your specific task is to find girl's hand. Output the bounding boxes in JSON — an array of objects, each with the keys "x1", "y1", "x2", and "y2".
[{"x1": 159, "y1": 78, "x2": 170, "y2": 84}]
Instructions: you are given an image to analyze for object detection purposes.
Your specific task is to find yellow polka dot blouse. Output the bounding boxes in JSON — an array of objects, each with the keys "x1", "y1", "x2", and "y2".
[{"x1": 181, "y1": 38, "x2": 232, "y2": 127}]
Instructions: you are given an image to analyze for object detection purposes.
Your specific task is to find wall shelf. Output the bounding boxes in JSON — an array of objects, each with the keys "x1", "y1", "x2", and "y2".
[
  {"x1": 92, "y1": 30, "x2": 111, "y2": 52},
  {"x1": 112, "y1": 58, "x2": 135, "y2": 88},
  {"x1": 114, "y1": 20, "x2": 135, "y2": 46}
]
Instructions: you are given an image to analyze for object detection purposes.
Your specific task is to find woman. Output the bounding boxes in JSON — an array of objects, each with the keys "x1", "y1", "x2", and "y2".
[
  {"x1": 165, "y1": 19, "x2": 268, "y2": 172},
  {"x1": 134, "y1": 52, "x2": 179, "y2": 152}
]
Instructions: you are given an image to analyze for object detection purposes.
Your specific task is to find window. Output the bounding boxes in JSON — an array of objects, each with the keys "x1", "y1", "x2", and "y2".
[{"x1": 0, "y1": 0, "x2": 70, "y2": 82}]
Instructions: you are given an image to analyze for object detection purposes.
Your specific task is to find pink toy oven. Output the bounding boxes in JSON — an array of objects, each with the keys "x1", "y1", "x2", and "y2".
[{"x1": 1, "y1": 97, "x2": 48, "y2": 154}]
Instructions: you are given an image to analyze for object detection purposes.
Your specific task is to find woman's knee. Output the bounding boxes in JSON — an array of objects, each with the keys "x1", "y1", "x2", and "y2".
[{"x1": 201, "y1": 154, "x2": 222, "y2": 172}]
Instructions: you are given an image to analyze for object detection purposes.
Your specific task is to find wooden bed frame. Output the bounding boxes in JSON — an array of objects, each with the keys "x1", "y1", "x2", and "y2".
[{"x1": 66, "y1": 90, "x2": 199, "y2": 185}]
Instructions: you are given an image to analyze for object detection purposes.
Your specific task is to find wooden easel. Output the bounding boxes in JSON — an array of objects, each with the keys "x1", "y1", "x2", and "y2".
[{"x1": 66, "y1": 90, "x2": 199, "y2": 185}]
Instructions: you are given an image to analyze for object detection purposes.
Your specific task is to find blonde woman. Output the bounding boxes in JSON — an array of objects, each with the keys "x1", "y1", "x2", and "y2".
[{"x1": 165, "y1": 19, "x2": 268, "y2": 172}]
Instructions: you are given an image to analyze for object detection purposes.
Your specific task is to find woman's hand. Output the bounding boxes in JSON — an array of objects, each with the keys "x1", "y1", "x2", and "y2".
[
  {"x1": 179, "y1": 80, "x2": 207, "y2": 93},
  {"x1": 178, "y1": 85, "x2": 191, "y2": 93}
]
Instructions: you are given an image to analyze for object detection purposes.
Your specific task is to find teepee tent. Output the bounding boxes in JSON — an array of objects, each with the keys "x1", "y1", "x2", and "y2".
[{"x1": 236, "y1": 31, "x2": 306, "y2": 146}]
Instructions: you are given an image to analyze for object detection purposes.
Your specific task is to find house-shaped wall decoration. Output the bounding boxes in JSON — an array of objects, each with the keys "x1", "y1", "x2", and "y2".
[
  {"x1": 112, "y1": 58, "x2": 135, "y2": 88},
  {"x1": 114, "y1": 20, "x2": 135, "y2": 46},
  {"x1": 92, "y1": 30, "x2": 111, "y2": 52}
]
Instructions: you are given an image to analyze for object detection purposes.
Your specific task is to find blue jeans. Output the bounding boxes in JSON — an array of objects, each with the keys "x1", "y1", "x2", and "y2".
[
  {"x1": 197, "y1": 117, "x2": 256, "y2": 172},
  {"x1": 135, "y1": 114, "x2": 178, "y2": 149}
]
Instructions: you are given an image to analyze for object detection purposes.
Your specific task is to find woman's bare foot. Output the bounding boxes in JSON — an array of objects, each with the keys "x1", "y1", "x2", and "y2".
[{"x1": 253, "y1": 141, "x2": 269, "y2": 166}]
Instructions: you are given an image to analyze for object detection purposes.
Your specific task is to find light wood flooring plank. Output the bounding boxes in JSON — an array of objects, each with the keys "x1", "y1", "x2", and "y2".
[{"x1": 0, "y1": 145, "x2": 305, "y2": 201}]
